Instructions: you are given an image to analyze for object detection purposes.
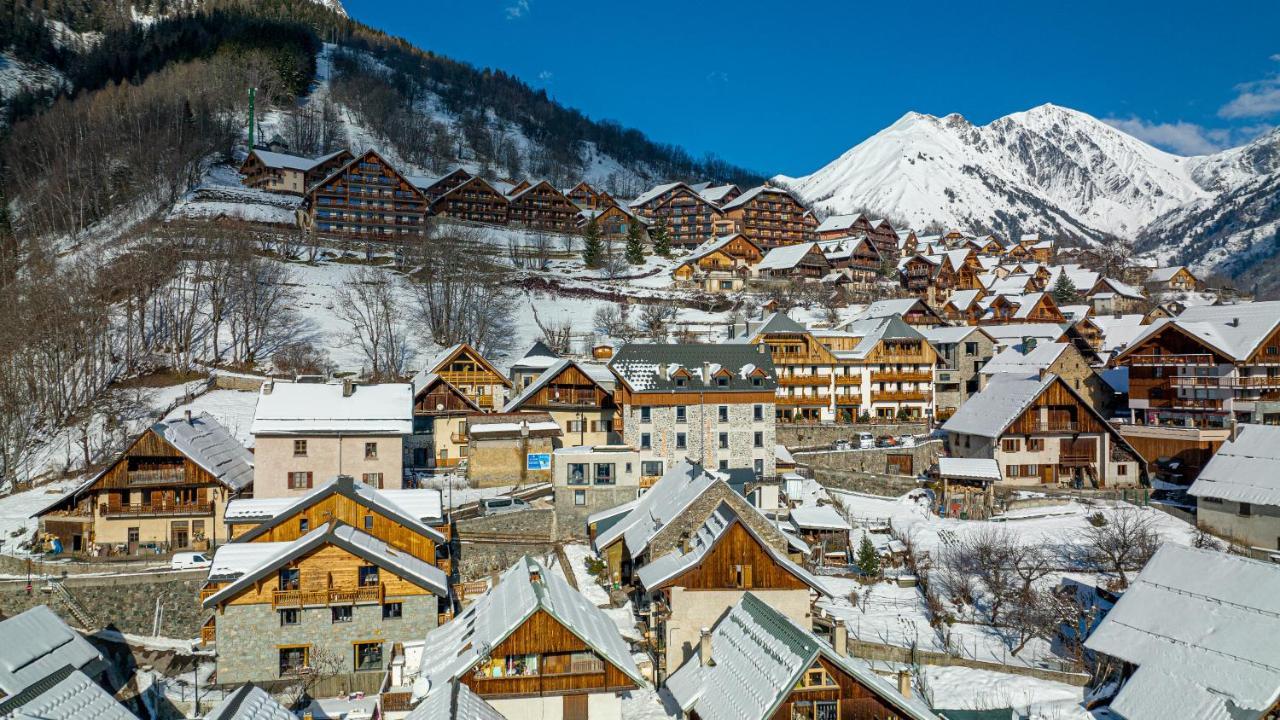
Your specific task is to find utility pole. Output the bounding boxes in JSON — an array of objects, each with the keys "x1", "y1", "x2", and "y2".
[{"x1": 248, "y1": 86, "x2": 257, "y2": 149}]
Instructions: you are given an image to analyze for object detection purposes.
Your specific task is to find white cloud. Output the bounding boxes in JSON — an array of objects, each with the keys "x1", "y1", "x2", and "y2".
[
  {"x1": 505, "y1": 0, "x2": 529, "y2": 20},
  {"x1": 1103, "y1": 116, "x2": 1227, "y2": 155},
  {"x1": 537, "y1": 70, "x2": 553, "y2": 83},
  {"x1": 1219, "y1": 55, "x2": 1280, "y2": 119},
  {"x1": 705, "y1": 71, "x2": 729, "y2": 83}
]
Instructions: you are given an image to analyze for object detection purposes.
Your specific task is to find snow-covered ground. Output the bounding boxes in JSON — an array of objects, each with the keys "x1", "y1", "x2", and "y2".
[
  {"x1": 168, "y1": 165, "x2": 300, "y2": 225},
  {"x1": 0, "y1": 478, "x2": 83, "y2": 554},
  {"x1": 562, "y1": 542, "x2": 611, "y2": 606},
  {"x1": 921, "y1": 665, "x2": 1094, "y2": 719}
]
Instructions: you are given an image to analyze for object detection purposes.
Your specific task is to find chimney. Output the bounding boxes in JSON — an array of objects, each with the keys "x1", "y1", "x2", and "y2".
[
  {"x1": 184, "y1": 409, "x2": 193, "y2": 425},
  {"x1": 727, "y1": 323, "x2": 736, "y2": 341},
  {"x1": 337, "y1": 474, "x2": 354, "y2": 491},
  {"x1": 699, "y1": 627, "x2": 713, "y2": 666},
  {"x1": 702, "y1": 362, "x2": 712, "y2": 386},
  {"x1": 262, "y1": 379, "x2": 274, "y2": 395},
  {"x1": 1229, "y1": 317, "x2": 1240, "y2": 328},
  {"x1": 529, "y1": 567, "x2": 542, "y2": 584},
  {"x1": 342, "y1": 378, "x2": 355, "y2": 397},
  {"x1": 658, "y1": 364, "x2": 670, "y2": 381},
  {"x1": 832, "y1": 618, "x2": 847, "y2": 657},
  {"x1": 897, "y1": 670, "x2": 911, "y2": 699}
]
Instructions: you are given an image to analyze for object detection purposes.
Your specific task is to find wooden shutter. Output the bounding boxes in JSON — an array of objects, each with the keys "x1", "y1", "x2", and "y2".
[
  {"x1": 306, "y1": 472, "x2": 313, "y2": 488},
  {"x1": 563, "y1": 694, "x2": 588, "y2": 720}
]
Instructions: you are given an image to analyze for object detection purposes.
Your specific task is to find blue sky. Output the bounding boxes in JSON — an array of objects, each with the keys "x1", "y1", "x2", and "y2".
[{"x1": 342, "y1": 0, "x2": 1280, "y2": 176}]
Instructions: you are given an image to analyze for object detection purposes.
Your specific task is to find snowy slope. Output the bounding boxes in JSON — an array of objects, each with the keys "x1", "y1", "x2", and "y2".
[{"x1": 776, "y1": 103, "x2": 1210, "y2": 241}]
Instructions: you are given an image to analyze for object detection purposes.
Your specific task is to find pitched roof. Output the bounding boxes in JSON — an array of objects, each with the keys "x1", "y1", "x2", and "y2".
[
  {"x1": 751, "y1": 312, "x2": 807, "y2": 336},
  {"x1": 920, "y1": 325, "x2": 990, "y2": 346},
  {"x1": 1145, "y1": 266, "x2": 1190, "y2": 283},
  {"x1": 205, "y1": 684, "x2": 294, "y2": 720},
  {"x1": 945, "y1": 289, "x2": 984, "y2": 312},
  {"x1": 698, "y1": 184, "x2": 741, "y2": 205},
  {"x1": 938, "y1": 457, "x2": 1001, "y2": 482},
  {"x1": 979, "y1": 323, "x2": 1067, "y2": 349},
  {"x1": 756, "y1": 242, "x2": 824, "y2": 271},
  {"x1": 609, "y1": 344, "x2": 775, "y2": 393},
  {"x1": 854, "y1": 298, "x2": 928, "y2": 321},
  {"x1": 501, "y1": 358, "x2": 613, "y2": 412},
  {"x1": 830, "y1": 315, "x2": 924, "y2": 360},
  {"x1": 227, "y1": 475, "x2": 445, "y2": 544},
  {"x1": 465, "y1": 412, "x2": 562, "y2": 439},
  {"x1": 629, "y1": 181, "x2": 687, "y2": 208},
  {"x1": 683, "y1": 233, "x2": 759, "y2": 265},
  {"x1": 408, "y1": 681, "x2": 505, "y2": 720},
  {"x1": 1188, "y1": 424, "x2": 1280, "y2": 506},
  {"x1": 941, "y1": 373, "x2": 1056, "y2": 438},
  {"x1": 414, "y1": 344, "x2": 512, "y2": 388},
  {"x1": 248, "y1": 148, "x2": 346, "y2": 172},
  {"x1": 979, "y1": 342, "x2": 1069, "y2": 376},
  {"x1": 409, "y1": 372, "x2": 482, "y2": 413},
  {"x1": 593, "y1": 461, "x2": 720, "y2": 556},
  {"x1": 1092, "y1": 277, "x2": 1145, "y2": 300},
  {"x1": 718, "y1": 185, "x2": 793, "y2": 212},
  {"x1": 1084, "y1": 544, "x2": 1280, "y2": 720},
  {"x1": 0, "y1": 607, "x2": 102, "y2": 695},
  {"x1": 665, "y1": 593, "x2": 939, "y2": 720},
  {"x1": 815, "y1": 213, "x2": 863, "y2": 233},
  {"x1": 203, "y1": 522, "x2": 448, "y2": 607},
  {"x1": 0, "y1": 666, "x2": 137, "y2": 720},
  {"x1": 789, "y1": 504, "x2": 852, "y2": 531},
  {"x1": 510, "y1": 341, "x2": 560, "y2": 371},
  {"x1": 155, "y1": 413, "x2": 254, "y2": 491},
  {"x1": 251, "y1": 382, "x2": 413, "y2": 435},
  {"x1": 635, "y1": 501, "x2": 830, "y2": 594},
  {"x1": 412, "y1": 556, "x2": 644, "y2": 699}
]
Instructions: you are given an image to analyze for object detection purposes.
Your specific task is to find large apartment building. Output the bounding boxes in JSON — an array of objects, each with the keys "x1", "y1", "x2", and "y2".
[
  {"x1": 609, "y1": 344, "x2": 778, "y2": 478},
  {"x1": 302, "y1": 149, "x2": 429, "y2": 243},
  {"x1": 714, "y1": 185, "x2": 813, "y2": 248},
  {"x1": 240, "y1": 148, "x2": 352, "y2": 195},
  {"x1": 628, "y1": 182, "x2": 725, "y2": 248}
]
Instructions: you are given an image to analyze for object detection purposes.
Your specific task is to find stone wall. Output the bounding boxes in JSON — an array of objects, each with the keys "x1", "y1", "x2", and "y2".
[
  {"x1": 647, "y1": 481, "x2": 785, "y2": 561},
  {"x1": 456, "y1": 508, "x2": 556, "y2": 539},
  {"x1": 794, "y1": 440, "x2": 941, "y2": 475},
  {"x1": 778, "y1": 423, "x2": 928, "y2": 449},
  {"x1": 456, "y1": 541, "x2": 556, "y2": 580},
  {"x1": 809, "y1": 471, "x2": 923, "y2": 499},
  {"x1": 621, "y1": 401, "x2": 776, "y2": 478},
  {"x1": 467, "y1": 436, "x2": 556, "y2": 488},
  {"x1": 554, "y1": 486, "x2": 641, "y2": 538},
  {"x1": 0, "y1": 571, "x2": 206, "y2": 636},
  {"x1": 214, "y1": 593, "x2": 438, "y2": 686}
]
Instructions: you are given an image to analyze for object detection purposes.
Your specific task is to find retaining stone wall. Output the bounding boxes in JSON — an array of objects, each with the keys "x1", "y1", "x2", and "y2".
[
  {"x1": 0, "y1": 573, "x2": 206, "y2": 636},
  {"x1": 810, "y1": 471, "x2": 923, "y2": 498},
  {"x1": 795, "y1": 441, "x2": 940, "y2": 475},
  {"x1": 778, "y1": 423, "x2": 929, "y2": 449}
]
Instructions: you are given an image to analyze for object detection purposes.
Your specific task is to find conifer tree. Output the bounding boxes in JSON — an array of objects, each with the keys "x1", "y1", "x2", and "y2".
[
  {"x1": 651, "y1": 216, "x2": 671, "y2": 257},
  {"x1": 582, "y1": 217, "x2": 603, "y2": 268},
  {"x1": 855, "y1": 533, "x2": 881, "y2": 578},
  {"x1": 625, "y1": 220, "x2": 645, "y2": 265},
  {"x1": 1051, "y1": 272, "x2": 1081, "y2": 305}
]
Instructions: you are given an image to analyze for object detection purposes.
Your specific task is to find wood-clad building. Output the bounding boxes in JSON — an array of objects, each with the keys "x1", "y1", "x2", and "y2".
[
  {"x1": 414, "y1": 343, "x2": 513, "y2": 412},
  {"x1": 579, "y1": 204, "x2": 645, "y2": 243},
  {"x1": 411, "y1": 556, "x2": 645, "y2": 720},
  {"x1": 565, "y1": 181, "x2": 615, "y2": 210},
  {"x1": 428, "y1": 176, "x2": 511, "y2": 225},
  {"x1": 502, "y1": 359, "x2": 620, "y2": 447},
  {"x1": 715, "y1": 185, "x2": 813, "y2": 248},
  {"x1": 413, "y1": 167, "x2": 473, "y2": 203},
  {"x1": 36, "y1": 413, "x2": 253, "y2": 557},
  {"x1": 240, "y1": 148, "x2": 352, "y2": 195},
  {"x1": 756, "y1": 242, "x2": 831, "y2": 281},
  {"x1": 817, "y1": 235, "x2": 883, "y2": 288},
  {"x1": 506, "y1": 180, "x2": 579, "y2": 231},
  {"x1": 629, "y1": 182, "x2": 724, "y2": 248},
  {"x1": 672, "y1": 233, "x2": 764, "y2": 293},
  {"x1": 408, "y1": 372, "x2": 482, "y2": 471},
  {"x1": 303, "y1": 149, "x2": 429, "y2": 242}
]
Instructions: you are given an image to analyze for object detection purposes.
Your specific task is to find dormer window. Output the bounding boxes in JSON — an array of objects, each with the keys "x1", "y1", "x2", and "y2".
[
  {"x1": 716, "y1": 376, "x2": 728, "y2": 387},
  {"x1": 752, "y1": 377, "x2": 763, "y2": 387},
  {"x1": 675, "y1": 377, "x2": 687, "y2": 387}
]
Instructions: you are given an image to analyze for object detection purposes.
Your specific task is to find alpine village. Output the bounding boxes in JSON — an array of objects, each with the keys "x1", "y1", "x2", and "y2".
[{"x1": 0, "y1": 1, "x2": 1276, "y2": 720}]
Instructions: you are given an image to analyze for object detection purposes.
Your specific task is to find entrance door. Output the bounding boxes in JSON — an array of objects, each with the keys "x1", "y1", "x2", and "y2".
[
  {"x1": 563, "y1": 694, "x2": 588, "y2": 720},
  {"x1": 171, "y1": 521, "x2": 189, "y2": 549},
  {"x1": 127, "y1": 527, "x2": 139, "y2": 555}
]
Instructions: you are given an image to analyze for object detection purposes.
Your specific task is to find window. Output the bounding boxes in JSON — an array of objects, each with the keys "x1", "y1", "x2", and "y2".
[
  {"x1": 299, "y1": 518, "x2": 309, "y2": 533},
  {"x1": 278, "y1": 568, "x2": 300, "y2": 590},
  {"x1": 675, "y1": 377, "x2": 687, "y2": 387},
  {"x1": 1026, "y1": 438, "x2": 1044, "y2": 452},
  {"x1": 362, "y1": 472, "x2": 384, "y2": 488},
  {"x1": 753, "y1": 431, "x2": 764, "y2": 448},
  {"x1": 574, "y1": 490, "x2": 586, "y2": 506},
  {"x1": 753, "y1": 404, "x2": 764, "y2": 421},
  {"x1": 293, "y1": 439, "x2": 307, "y2": 456},
  {"x1": 732, "y1": 564, "x2": 753, "y2": 589},
  {"x1": 752, "y1": 376, "x2": 763, "y2": 387},
  {"x1": 1117, "y1": 464, "x2": 1128, "y2": 476},
  {"x1": 594, "y1": 463, "x2": 615, "y2": 485},
  {"x1": 279, "y1": 609, "x2": 300, "y2": 626},
  {"x1": 675, "y1": 406, "x2": 687, "y2": 423},
  {"x1": 358, "y1": 566, "x2": 379, "y2": 586},
  {"x1": 354, "y1": 642, "x2": 383, "y2": 671},
  {"x1": 641, "y1": 460, "x2": 663, "y2": 476},
  {"x1": 289, "y1": 471, "x2": 312, "y2": 489},
  {"x1": 718, "y1": 432, "x2": 729, "y2": 449},
  {"x1": 332, "y1": 606, "x2": 353, "y2": 623},
  {"x1": 1002, "y1": 438, "x2": 1021, "y2": 453},
  {"x1": 718, "y1": 460, "x2": 729, "y2": 470},
  {"x1": 718, "y1": 405, "x2": 729, "y2": 422},
  {"x1": 965, "y1": 341, "x2": 979, "y2": 355},
  {"x1": 383, "y1": 602, "x2": 402, "y2": 620},
  {"x1": 640, "y1": 433, "x2": 652, "y2": 450},
  {"x1": 364, "y1": 515, "x2": 374, "y2": 531},
  {"x1": 128, "y1": 527, "x2": 139, "y2": 544},
  {"x1": 279, "y1": 646, "x2": 309, "y2": 677},
  {"x1": 567, "y1": 463, "x2": 587, "y2": 485},
  {"x1": 640, "y1": 407, "x2": 652, "y2": 423},
  {"x1": 716, "y1": 375, "x2": 729, "y2": 387},
  {"x1": 676, "y1": 433, "x2": 687, "y2": 449},
  {"x1": 1239, "y1": 502, "x2": 1252, "y2": 517},
  {"x1": 365, "y1": 442, "x2": 378, "y2": 459},
  {"x1": 754, "y1": 458, "x2": 764, "y2": 476}
]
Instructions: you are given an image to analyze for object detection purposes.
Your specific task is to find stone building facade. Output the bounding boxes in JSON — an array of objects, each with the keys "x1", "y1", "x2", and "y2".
[{"x1": 620, "y1": 401, "x2": 777, "y2": 480}]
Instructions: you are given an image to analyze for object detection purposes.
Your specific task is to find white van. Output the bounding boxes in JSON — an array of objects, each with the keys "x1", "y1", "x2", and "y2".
[
  {"x1": 171, "y1": 552, "x2": 211, "y2": 570},
  {"x1": 857, "y1": 432, "x2": 875, "y2": 449}
]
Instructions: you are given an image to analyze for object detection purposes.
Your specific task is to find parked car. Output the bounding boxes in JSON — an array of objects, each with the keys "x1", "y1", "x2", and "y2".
[
  {"x1": 171, "y1": 552, "x2": 211, "y2": 570},
  {"x1": 857, "y1": 432, "x2": 875, "y2": 449},
  {"x1": 833, "y1": 439, "x2": 851, "y2": 451},
  {"x1": 480, "y1": 496, "x2": 531, "y2": 516},
  {"x1": 876, "y1": 435, "x2": 898, "y2": 448}
]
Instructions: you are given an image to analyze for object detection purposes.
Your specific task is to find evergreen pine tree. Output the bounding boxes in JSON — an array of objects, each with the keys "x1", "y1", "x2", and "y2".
[
  {"x1": 855, "y1": 533, "x2": 881, "y2": 578},
  {"x1": 582, "y1": 217, "x2": 603, "y2": 268},
  {"x1": 625, "y1": 220, "x2": 645, "y2": 265},
  {"x1": 1051, "y1": 272, "x2": 1081, "y2": 305},
  {"x1": 651, "y1": 216, "x2": 671, "y2": 257}
]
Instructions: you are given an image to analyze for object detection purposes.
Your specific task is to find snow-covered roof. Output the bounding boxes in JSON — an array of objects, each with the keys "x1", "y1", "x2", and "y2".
[
  {"x1": 682, "y1": 233, "x2": 755, "y2": 265},
  {"x1": 155, "y1": 413, "x2": 254, "y2": 492},
  {"x1": 921, "y1": 325, "x2": 988, "y2": 346},
  {"x1": 251, "y1": 382, "x2": 412, "y2": 435},
  {"x1": 1091, "y1": 314, "x2": 1147, "y2": 353},
  {"x1": 593, "y1": 461, "x2": 720, "y2": 555},
  {"x1": 1084, "y1": 544, "x2": 1280, "y2": 720},
  {"x1": 815, "y1": 213, "x2": 863, "y2": 233},
  {"x1": 1188, "y1": 424, "x2": 1280, "y2": 506},
  {"x1": 1145, "y1": 266, "x2": 1190, "y2": 283},
  {"x1": 756, "y1": 242, "x2": 821, "y2": 271},
  {"x1": 205, "y1": 684, "x2": 294, "y2": 720},
  {"x1": 1124, "y1": 301, "x2": 1280, "y2": 362},
  {"x1": 666, "y1": 593, "x2": 938, "y2": 720},
  {"x1": 203, "y1": 523, "x2": 448, "y2": 607},
  {"x1": 630, "y1": 181, "x2": 687, "y2": 208},
  {"x1": 938, "y1": 457, "x2": 1001, "y2": 482},
  {"x1": 1092, "y1": 277, "x2": 1145, "y2": 300},
  {"x1": 718, "y1": 185, "x2": 790, "y2": 212},
  {"x1": 248, "y1": 148, "x2": 341, "y2": 172},
  {"x1": 788, "y1": 504, "x2": 851, "y2": 531},
  {"x1": 502, "y1": 359, "x2": 613, "y2": 412},
  {"x1": 945, "y1": 289, "x2": 984, "y2": 312},
  {"x1": 854, "y1": 298, "x2": 925, "y2": 321},
  {"x1": 979, "y1": 342, "x2": 1068, "y2": 376},
  {"x1": 830, "y1": 315, "x2": 924, "y2": 360},
  {"x1": 636, "y1": 501, "x2": 830, "y2": 594},
  {"x1": 979, "y1": 323, "x2": 1067, "y2": 350},
  {"x1": 609, "y1": 344, "x2": 775, "y2": 393},
  {"x1": 408, "y1": 681, "x2": 505, "y2": 720},
  {"x1": 207, "y1": 540, "x2": 294, "y2": 582},
  {"x1": 466, "y1": 412, "x2": 562, "y2": 438},
  {"x1": 411, "y1": 556, "x2": 644, "y2": 700},
  {"x1": 0, "y1": 606, "x2": 102, "y2": 695},
  {"x1": 750, "y1": 311, "x2": 807, "y2": 337},
  {"x1": 509, "y1": 340, "x2": 560, "y2": 371},
  {"x1": 0, "y1": 667, "x2": 136, "y2": 720},
  {"x1": 227, "y1": 475, "x2": 445, "y2": 542},
  {"x1": 775, "y1": 444, "x2": 795, "y2": 465},
  {"x1": 942, "y1": 373, "x2": 1056, "y2": 438},
  {"x1": 698, "y1": 183, "x2": 741, "y2": 205}
]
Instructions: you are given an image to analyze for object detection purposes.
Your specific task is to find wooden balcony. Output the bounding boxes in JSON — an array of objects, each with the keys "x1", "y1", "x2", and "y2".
[
  {"x1": 127, "y1": 467, "x2": 186, "y2": 485},
  {"x1": 1172, "y1": 374, "x2": 1280, "y2": 389},
  {"x1": 871, "y1": 390, "x2": 931, "y2": 403},
  {"x1": 1058, "y1": 453, "x2": 1095, "y2": 467},
  {"x1": 1126, "y1": 353, "x2": 1217, "y2": 367},
  {"x1": 99, "y1": 502, "x2": 213, "y2": 518},
  {"x1": 474, "y1": 396, "x2": 496, "y2": 410},
  {"x1": 833, "y1": 375, "x2": 863, "y2": 386},
  {"x1": 1025, "y1": 420, "x2": 1079, "y2": 433},
  {"x1": 776, "y1": 395, "x2": 829, "y2": 406},
  {"x1": 640, "y1": 475, "x2": 661, "y2": 490},
  {"x1": 199, "y1": 586, "x2": 219, "y2": 603},
  {"x1": 779, "y1": 374, "x2": 830, "y2": 386},
  {"x1": 871, "y1": 371, "x2": 933, "y2": 384},
  {"x1": 200, "y1": 620, "x2": 215, "y2": 646},
  {"x1": 450, "y1": 433, "x2": 469, "y2": 444},
  {"x1": 272, "y1": 584, "x2": 384, "y2": 609}
]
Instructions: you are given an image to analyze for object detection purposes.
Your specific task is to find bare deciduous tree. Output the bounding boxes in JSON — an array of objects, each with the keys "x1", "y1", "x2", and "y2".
[
  {"x1": 1084, "y1": 509, "x2": 1159, "y2": 588},
  {"x1": 411, "y1": 226, "x2": 518, "y2": 360},
  {"x1": 639, "y1": 304, "x2": 678, "y2": 343},
  {"x1": 336, "y1": 265, "x2": 414, "y2": 380}
]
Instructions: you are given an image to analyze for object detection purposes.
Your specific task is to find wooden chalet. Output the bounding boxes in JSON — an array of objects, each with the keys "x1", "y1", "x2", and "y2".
[
  {"x1": 940, "y1": 289, "x2": 986, "y2": 325},
  {"x1": 755, "y1": 242, "x2": 830, "y2": 280},
  {"x1": 667, "y1": 593, "x2": 939, "y2": 720},
  {"x1": 502, "y1": 359, "x2": 620, "y2": 447},
  {"x1": 506, "y1": 180, "x2": 579, "y2": 231},
  {"x1": 672, "y1": 233, "x2": 763, "y2": 292},
  {"x1": 629, "y1": 182, "x2": 724, "y2": 248},
  {"x1": 1143, "y1": 265, "x2": 1204, "y2": 293},
  {"x1": 413, "y1": 167, "x2": 473, "y2": 203},
  {"x1": 944, "y1": 249, "x2": 983, "y2": 290},
  {"x1": 428, "y1": 176, "x2": 511, "y2": 225},
  {"x1": 304, "y1": 149, "x2": 429, "y2": 242},
  {"x1": 715, "y1": 185, "x2": 813, "y2": 248},
  {"x1": 415, "y1": 343, "x2": 513, "y2": 412},
  {"x1": 635, "y1": 501, "x2": 830, "y2": 677},
  {"x1": 564, "y1": 181, "x2": 614, "y2": 210},
  {"x1": 410, "y1": 372, "x2": 482, "y2": 470},
  {"x1": 36, "y1": 413, "x2": 252, "y2": 557},
  {"x1": 1088, "y1": 277, "x2": 1147, "y2": 315},
  {"x1": 414, "y1": 556, "x2": 644, "y2": 718},
  {"x1": 240, "y1": 148, "x2": 352, "y2": 195},
  {"x1": 979, "y1": 292, "x2": 1068, "y2": 324},
  {"x1": 579, "y1": 204, "x2": 644, "y2": 243},
  {"x1": 817, "y1": 235, "x2": 882, "y2": 286},
  {"x1": 966, "y1": 234, "x2": 1006, "y2": 256}
]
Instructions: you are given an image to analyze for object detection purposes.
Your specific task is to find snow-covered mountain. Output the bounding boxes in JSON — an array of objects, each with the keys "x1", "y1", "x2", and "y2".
[{"x1": 776, "y1": 103, "x2": 1212, "y2": 242}]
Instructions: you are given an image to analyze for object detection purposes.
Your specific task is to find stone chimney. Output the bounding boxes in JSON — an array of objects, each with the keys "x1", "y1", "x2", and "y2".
[
  {"x1": 1229, "y1": 317, "x2": 1240, "y2": 328},
  {"x1": 699, "y1": 627, "x2": 713, "y2": 666},
  {"x1": 832, "y1": 618, "x2": 847, "y2": 657},
  {"x1": 702, "y1": 362, "x2": 712, "y2": 386},
  {"x1": 897, "y1": 670, "x2": 911, "y2": 699},
  {"x1": 658, "y1": 364, "x2": 670, "y2": 381},
  {"x1": 342, "y1": 378, "x2": 355, "y2": 397},
  {"x1": 184, "y1": 409, "x2": 193, "y2": 425}
]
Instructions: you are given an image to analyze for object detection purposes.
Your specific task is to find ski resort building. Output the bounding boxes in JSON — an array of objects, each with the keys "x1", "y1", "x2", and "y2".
[
  {"x1": 301, "y1": 149, "x2": 430, "y2": 242},
  {"x1": 628, "y1": 182, "x2": 725, "y2": 248},
  {"x1": 239, "y1": 148, "x2": 352, "y2": 195},
  {"x1": 714, "y1": 185, "x2": 813, "y2": 248}
]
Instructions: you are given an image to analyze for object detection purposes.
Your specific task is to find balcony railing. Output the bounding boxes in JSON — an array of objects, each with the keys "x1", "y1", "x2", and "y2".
[
  {"x1": 200, "y1": 621, "x2": 215, "y2": 646},
  {"x1": 272, "y1": 584, "x2": 384, "y2": 609},
  {"x1": 871, "y1": 371, "x2": 933, "y2": 383},
  {"x1": 99, "y1": 502, "x2": 213, "y2": 517},
  {"x1": 776, "y1": 396, "x2": 829, "y2": 406},
  {"x1": 1126, "y1": 353, "x2": 1217, "y2": 367},
  {"x1": 1058, "y1": 453, "x2": 1094, "y2": 466},
  {"x1": 871, "y1": 391, "x2": 931, "y2": 403},
  {"x1": 779, "y1": 375, "x2": 829, "y2": 386},
  {"x1": 1171, "y1": 374, "x2": 1280, "y2": 389},
  {"x1": 1026, "y1": 420, "x2": 1079, "y2": 433},
  {"x1": 127, "y1": 467, "x2": 186, "y2": 485}
]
